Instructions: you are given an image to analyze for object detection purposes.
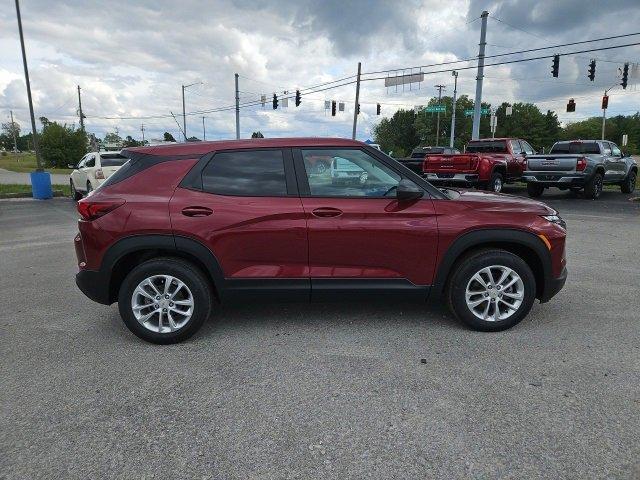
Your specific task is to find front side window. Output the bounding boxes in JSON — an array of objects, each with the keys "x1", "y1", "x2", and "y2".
[
  {"x1": 302, "y1": 149, "x2": 401, "y2": 197},
  {"x1": 611, "y1": 144, "x2": 622, "y2": 157},
  {"x1": 510, "y1": 140, "x2": 523, "y2": 154},
  {"x1": 201, "y1": 149, "x2": 287, "y2": 196},
  {"x1": 85, "y1": 155, "x2": 96, "y2": 168},
  {"x1": 521, "y1": 141, "x2": 535, "y2": 155}
]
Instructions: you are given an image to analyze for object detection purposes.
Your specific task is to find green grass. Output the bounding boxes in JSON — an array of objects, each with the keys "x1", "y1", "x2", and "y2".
[
  {"x1": 0, "y1": 183, "x2": 71, "y2": 197},
  {"x1": 0, "y1": 153, "x2": 72, "y2": 174}
]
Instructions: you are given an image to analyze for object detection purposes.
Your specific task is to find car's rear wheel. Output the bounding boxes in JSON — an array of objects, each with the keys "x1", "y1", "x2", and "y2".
[
  {"x1": 447, "y1": 249, "x2": 536, "y2": 332},
  {"x1": 584, "y1": 172, "x2": 603, "y2": 199},
  {"x1": 86, "y1": 181, "x2": 93, "y2": 196},
  {"x1": 118, "y1": 258, "x2": 212, "y2": 344},
  {"x1": 70, "y1": 180, "x2": 82, "y2": 201},
  {"x1": 621, "y1": 170, "x2": 637, "y2": 194},
  {"x1": 526, "y1": 183, "x2": 544, "y2": 198},
  {"x1": 486, "y1": 172, "x2": 504, "y2": 193}
]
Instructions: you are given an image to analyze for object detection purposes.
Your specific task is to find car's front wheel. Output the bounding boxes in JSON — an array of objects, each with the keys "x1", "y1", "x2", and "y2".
[
  {"x1": 447, "y1": 249, "x2": 536, "y2": 332},
  {"x1": 118, "y1": 258, "x2": 213, "y2": 344},
  {"x1": 621, "y1": 170, "x2": 637, "y2": 194}
]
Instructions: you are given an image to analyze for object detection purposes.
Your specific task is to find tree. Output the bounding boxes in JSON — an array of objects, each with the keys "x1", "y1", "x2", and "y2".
[
  {"x1": 104, "y1": 132, "x2": 122, "y2": 144},
  {"x1": 163, "y1": 132, "x2": 176, "y2": 142},
  {"x1": 373, "y1": 109, "x2": 420, "y2": 157},
  {"x1": 187, "y1": 136, "x2": 201, "y2": 142},
  {"x1": 251, "y1": 131, "x2": 265, "y2": 138},
  {"x1": 38, "y1": 121, "x2": 87, "y2": 168},
  {"x1": 2, "y1": 120, "x2": 20, "y2": 140},
  {"x1": 123, "y1": 136, "x2": 142, "y2": 148}
]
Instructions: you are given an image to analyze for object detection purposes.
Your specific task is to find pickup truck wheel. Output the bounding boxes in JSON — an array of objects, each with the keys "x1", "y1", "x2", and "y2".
[
  {"x1": 526, "y1": 183, "x2": 544, "y2": 198},
  {"x1": 584, "y1": 172, "x2": 603, "y2": 199},
  {"x1": 447, "y1": 249, "x2": 536, "y2": 332},
  {"x1": 621, "y1": 170, "x2": 637, "y2": 194},
  {"x1": 118, "y1": 257, "x2": 213, "y2": 344},
  {"x1": 486, "y1": 172, "x2": 504, "y2": 193}
]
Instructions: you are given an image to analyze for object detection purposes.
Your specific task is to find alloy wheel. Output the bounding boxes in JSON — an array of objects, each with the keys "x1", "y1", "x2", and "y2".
[
  {"x1": 131, "y1": 275, "x2": 194, "y2": 333},
  {"x1": 465, "y1": 265, "x2": 524, "y2": 322}
]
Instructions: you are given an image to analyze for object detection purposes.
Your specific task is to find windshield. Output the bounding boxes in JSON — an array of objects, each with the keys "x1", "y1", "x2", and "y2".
[
  {"x1": 100, "y1": 153, "x2": 129, "y2": 167},
  {"x1": 550, "y1": 142, "x2": 600, "y2": 154},
  {"x1": 466, "y1": 140, "x2": 508, "y2": 153}
]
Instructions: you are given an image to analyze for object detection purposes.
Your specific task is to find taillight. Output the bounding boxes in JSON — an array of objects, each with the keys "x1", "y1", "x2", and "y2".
[
  {"x1": 94, "y1": 168, "x2": 105, "y2": 179},
  {"x1": 77, "y1": 198, "x2": 125, "y2": 221},
  {"x1": 576, "y1": 157, "x2": 587, "y2": 171}
]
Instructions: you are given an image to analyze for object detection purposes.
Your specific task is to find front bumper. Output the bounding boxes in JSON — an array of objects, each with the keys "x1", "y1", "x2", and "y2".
[
  {"x1": 424, "y1": 173, "x2": 480, "y2": 185},
  {"x1": 539, "y1": 266, "x2": 567, "y2": 303},
  {"x1": 523, "y1": 172, "x2": 586, "y2": 186}
]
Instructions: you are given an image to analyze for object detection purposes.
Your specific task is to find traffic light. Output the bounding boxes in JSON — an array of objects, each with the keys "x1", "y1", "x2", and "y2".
[
  {"x1": 587, "y1": 60, "x2": 596, "y2": 81},
  {"x1": 295, "y1": 89, "x2": 301, "y2": 107},
  {"x1": 551, "y1": 55, "x2": 560, "y2": 77},
  {"x1": 272, "y1": 93, "x2": 278, "y2": 110},
  {"x1": 356, "y1": 103, "x2": 360, "y2": 114},
  {"x1": 376, "y1": 103, "x2": 381, "y2": 115},
  {"x1": 621, "y1": 63, "x2": 629, "y2": 89},
  {"x1": 602, "y1": 95, "x2": 609, "y2": 110},
  {"x1": 331, "y1": 100, "x2": 336, "y2": 116},
  {"x1": 566, "y1": 99, "x2": 576, "y2": 112}
]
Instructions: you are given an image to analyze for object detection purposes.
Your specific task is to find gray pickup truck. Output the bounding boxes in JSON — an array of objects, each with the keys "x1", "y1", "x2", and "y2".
[{"x1": 523, "y1": 140, "x2": 637, "y2": 199}]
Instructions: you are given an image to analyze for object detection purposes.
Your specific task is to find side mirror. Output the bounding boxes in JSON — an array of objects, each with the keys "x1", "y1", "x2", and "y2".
[{"x1": 396, "y1": 179, "x2": 424, "y2": 201}]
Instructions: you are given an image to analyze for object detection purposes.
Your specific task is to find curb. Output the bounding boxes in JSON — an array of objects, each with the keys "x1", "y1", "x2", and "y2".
[{"x1": 0, "y1": 190, "x2": 67, "y2": 200}]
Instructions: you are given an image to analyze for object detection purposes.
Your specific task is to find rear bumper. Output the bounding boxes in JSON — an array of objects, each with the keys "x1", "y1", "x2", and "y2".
[
  {"x1": 540, "y1": 266, "x2": 567, "y2": 303},
  {"x1": 424, "y1": 173, "x2": 480, "y2": 185},
  {"x1": 523, "y1": 172, "x2": 587, "y2": 186},
  {"x1": 76, "y1": 269, "x2": 112, "y2": 305}
]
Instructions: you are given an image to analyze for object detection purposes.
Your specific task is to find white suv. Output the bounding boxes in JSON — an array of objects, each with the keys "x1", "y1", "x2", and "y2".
[{"x1": 69, "y1": 151, "x2": 128, "y2": 200}]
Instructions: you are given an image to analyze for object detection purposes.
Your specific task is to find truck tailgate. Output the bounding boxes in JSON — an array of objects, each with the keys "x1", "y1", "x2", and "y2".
[
  {"x1": 526, "y1": 155, "x2": 580, "y2": 172},
  {"x1": 424, "y1": 154, "x2": 477, "y2": 172}
]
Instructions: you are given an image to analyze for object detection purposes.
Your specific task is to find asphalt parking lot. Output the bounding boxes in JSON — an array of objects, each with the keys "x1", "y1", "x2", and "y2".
[{"x1": 1, "y1": 186, "x2": 639, "y2": 479}]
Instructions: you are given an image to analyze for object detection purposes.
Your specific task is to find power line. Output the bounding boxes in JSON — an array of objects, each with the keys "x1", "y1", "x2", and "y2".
[{"x1": 489, "y1": 14, "x2": 546, "y2": 40}]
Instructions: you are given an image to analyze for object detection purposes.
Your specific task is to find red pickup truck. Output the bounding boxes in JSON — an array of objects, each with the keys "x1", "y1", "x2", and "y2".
[{"x1": 423, "y1": 138, "x2": 536, "y2": 193}]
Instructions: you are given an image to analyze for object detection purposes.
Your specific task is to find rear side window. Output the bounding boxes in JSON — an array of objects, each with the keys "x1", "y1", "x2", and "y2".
[
  {"x1": 201, "y1": 150, "x2": 287, "y2": 196},
  {"x1": 100, "y1": 153, "x2": 128, "y2": 167},
  {"x1": 550, "y1": 142, "x2": 600, "y2": 154}
]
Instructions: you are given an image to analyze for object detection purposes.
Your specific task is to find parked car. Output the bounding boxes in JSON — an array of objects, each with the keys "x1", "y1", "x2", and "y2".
[
  {"x1": 331, "y1": 156, "x2": 368, "y2": 185},
  {"x1": 396, "y1": 146, "x2": 460, "y2": 174},
  {"x1": 423, "y1": 138, "x2": 535, "y2": 193},
  {"x1": 69, "y1": 150, "x2": 129, "y2": 200},
  {"x1": 74, "y1": 138, "x2": 567, "y2": 344},
  {"x1": 523, "y1": 140, "x2": 637, "y2": 199}
]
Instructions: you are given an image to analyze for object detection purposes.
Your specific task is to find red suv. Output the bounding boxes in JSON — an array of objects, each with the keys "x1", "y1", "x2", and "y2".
[{"x1": 74, "y1": 138, "x2": 567, "y2": 344}]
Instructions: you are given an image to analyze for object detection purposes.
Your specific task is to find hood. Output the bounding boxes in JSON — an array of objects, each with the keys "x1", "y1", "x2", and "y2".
[{"x1": 446, "y1": 188, "x2": 555, "y2": 215}]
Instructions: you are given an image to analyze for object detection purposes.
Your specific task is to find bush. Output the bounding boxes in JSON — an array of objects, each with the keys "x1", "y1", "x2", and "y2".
[{"x1": 39, "y1": 122, "x2": 87, "y2": 168}]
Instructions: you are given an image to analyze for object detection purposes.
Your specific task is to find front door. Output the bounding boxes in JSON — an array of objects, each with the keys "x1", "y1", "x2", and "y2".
[{"x1": 294, "y1": 147, "x2": 439, "y2": 299}]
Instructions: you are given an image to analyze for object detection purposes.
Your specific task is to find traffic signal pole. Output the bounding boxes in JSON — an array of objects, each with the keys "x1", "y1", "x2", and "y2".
[
  {"x1": 434, "y1": 84, "x2": 445, "y2": 146},
  {"x1": 352, "y1": 62, "x2": 361, "y2": 140},
  {"x1": 234, "y1": 73, "x2": 240, "y2": 139},
  {"x1": 472, "y1": 11, "x2": 488, "y2": 140},
  {"x1": 601, "y1": 90, "x2": 607, "y2": 140}
]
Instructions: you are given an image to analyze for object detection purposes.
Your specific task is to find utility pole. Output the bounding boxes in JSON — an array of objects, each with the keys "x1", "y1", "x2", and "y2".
[
  {"x1": 181, "y1": 84, "x2": 187, "y2": 141},
  {"x1": 434, "y1": 84, "x2": 446, "y2": 146},
  {"x1": 449, "y1": 71, "x2": 458, "y2": 148},
  {"x1": 14, "y1": 0, "x2": 42, "y2": 170},
  {"x1": 77, "y1": 85, "x2": 84, "y2": 131},
  {"x1": 202, "y1": 116, "x2": 206, "y2": 141},
  {"x1": 235, "y1": 73, "x2": 240, "y2": 140},
  {"x1": 352, "y1": 62, "x2": 361, "y2": 140},
  {"x1": 472, "y1": 10, "x2": 489, "y2": 140},
  {"x1": 601, "y1": 92, "x2": 606, "y2": 140},
  {"x1": 140, "y1": 124, "x2": 145, "y2": 143},
  {"x1": 10, "y1": 110, "x2": 18, "y2": 153}
]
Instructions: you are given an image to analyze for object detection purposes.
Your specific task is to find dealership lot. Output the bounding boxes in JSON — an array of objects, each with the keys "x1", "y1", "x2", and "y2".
[{"x1": 1, "y1": 188, "x2": 639, "y2": 479}]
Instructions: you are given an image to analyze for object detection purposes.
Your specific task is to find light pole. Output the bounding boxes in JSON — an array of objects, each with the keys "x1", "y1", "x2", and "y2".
[
  {"x1": 181, "y1": 82, "x2": 202, "y2": 141},
  {"x1": 434, "y1": 84, "x2": 446, "y2": 146},
  {"x1": 449, "y1": 71, "x2": 458, "y2": 148}
]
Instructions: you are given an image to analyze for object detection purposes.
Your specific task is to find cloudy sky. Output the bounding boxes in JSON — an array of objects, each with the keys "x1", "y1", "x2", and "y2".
[{"x1": 1, "y1": 0, "x2": 639, "y2": 142}]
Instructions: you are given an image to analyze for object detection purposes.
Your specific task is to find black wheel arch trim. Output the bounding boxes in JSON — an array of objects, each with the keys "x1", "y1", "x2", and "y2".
[{"x1": 432, "y1": 228, "x2": 553, "y2": 299}]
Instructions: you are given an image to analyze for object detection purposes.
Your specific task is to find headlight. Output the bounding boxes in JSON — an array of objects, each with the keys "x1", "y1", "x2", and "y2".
[{"x1": 542, "y1": 214, "x2": 566, "y2": 230}]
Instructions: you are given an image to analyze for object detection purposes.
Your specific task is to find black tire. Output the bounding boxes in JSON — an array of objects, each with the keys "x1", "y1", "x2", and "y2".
[
  {"x1": 86, "y1": 181, "x2": 93, "y2": 195},
  {"x1": 584, "y1": 172, "x2": 603, "y2": 199},
  {"x1": 526, "y1": 183, "x2": 544, "y2": 198},
  {"x1": 447, "y1": 249, "x2": 536, "y2": 332},
  {"x1": 621, "y1": 170, "x2": 637, "y2": 194},
  {"x1": 118, "y1": 257, "x2": 213, "y2": 344},
  {"x1": 486, "y1": 172, "x2": 504, "y2": 193},
  {"x1": 70, "y1": 180, "x2": 82, "y2": 201}
]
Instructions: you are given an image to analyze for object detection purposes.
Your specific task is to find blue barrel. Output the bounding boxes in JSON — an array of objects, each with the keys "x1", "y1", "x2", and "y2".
[{"x1": 30, "y1": 171, "x2": 53, "y2": 200}]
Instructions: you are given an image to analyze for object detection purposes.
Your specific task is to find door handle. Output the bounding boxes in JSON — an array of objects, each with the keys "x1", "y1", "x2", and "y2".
[
  {"x1": 181, "y1": 206, "x2": 213, "y2": 217},
  {"x1": 312, "y1": 207, "x2": 343, "y2": 218}
]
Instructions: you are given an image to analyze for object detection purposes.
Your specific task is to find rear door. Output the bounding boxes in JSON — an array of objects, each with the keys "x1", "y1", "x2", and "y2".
[
  {"x1": 606, "y1": 142, "x2": 625, "y2": 181},
  {"x1": 601, "y1": 141, "x2": 618, "y2": 181},
  {"x1": 169, "y1": 148, "x2": 309, "y2": 299},
  {"x1": 72, "y1": 155, "x2": 88, "y2": 189},
  {"x1": 294, "y1": 147, "x2": 438, "y2": 298}
]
